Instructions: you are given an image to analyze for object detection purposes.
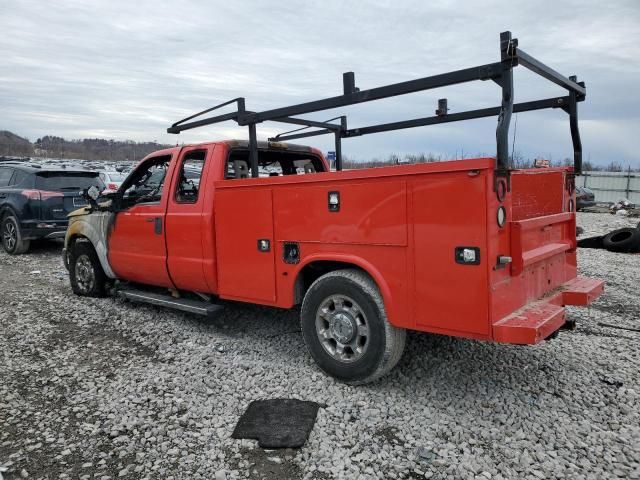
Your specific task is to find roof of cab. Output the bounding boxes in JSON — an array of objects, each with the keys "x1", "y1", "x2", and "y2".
[{"x1": 142, "y1": 140, "x2": 322, "y2": 159}]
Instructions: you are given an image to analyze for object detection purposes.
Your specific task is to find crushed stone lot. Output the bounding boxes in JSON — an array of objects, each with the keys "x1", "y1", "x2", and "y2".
[{"x1": 1, "y1": 212, "x2": 639, "y2": 480}]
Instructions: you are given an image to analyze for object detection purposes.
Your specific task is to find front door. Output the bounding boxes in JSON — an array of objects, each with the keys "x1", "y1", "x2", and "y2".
[{"x1": 108, "y1": 154, "x2": 175, "y2": 288}]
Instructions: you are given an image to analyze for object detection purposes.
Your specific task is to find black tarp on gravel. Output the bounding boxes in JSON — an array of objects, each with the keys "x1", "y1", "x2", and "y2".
[{"x1": 232, "y1": 399, "x2": 323, "y2": 448}]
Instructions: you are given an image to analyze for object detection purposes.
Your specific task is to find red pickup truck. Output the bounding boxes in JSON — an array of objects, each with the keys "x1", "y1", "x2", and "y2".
[{"x1": 65, "y1": 32, "x2": 603, "y2": 384}]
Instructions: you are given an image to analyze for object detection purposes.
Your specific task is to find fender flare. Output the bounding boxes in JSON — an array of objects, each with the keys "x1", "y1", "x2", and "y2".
[
  {"x1": 0, "y1": 205, "x2": 19, "y2": 221},
  {"x1": 293, "y1": 253, "x2": 399, "y2": 327},
  {"x1": 66, "y1": 218, "x2": 117, "y2": 278}
]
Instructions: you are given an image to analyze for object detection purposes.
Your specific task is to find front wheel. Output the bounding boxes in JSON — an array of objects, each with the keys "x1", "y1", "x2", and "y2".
[
  {"x1": 300, "y1": 269, "x2": 406, "y2": 385},
  {"x1": 69, "y1": 241, "x2": 108, "y2": 297}
]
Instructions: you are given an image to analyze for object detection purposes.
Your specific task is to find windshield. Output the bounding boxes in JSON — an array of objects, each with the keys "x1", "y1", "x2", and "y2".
[{"x1": 35, "y1": 172, "x2": 104, "y2": 191}]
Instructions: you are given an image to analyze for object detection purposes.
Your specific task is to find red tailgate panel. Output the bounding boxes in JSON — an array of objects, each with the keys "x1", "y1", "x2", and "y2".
[{"x1": 511, "y1": 169, "x2": 567, "y2": 221}]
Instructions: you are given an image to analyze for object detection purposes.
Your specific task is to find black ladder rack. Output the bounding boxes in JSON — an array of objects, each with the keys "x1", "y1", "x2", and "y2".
[{"x1": 167, "y1": 31, "x2": 585, "y2": 176}]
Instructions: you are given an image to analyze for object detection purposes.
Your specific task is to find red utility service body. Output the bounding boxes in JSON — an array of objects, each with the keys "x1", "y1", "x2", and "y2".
[{"x1": 105, "y1": 141, "x2": 603, "y2": 345}]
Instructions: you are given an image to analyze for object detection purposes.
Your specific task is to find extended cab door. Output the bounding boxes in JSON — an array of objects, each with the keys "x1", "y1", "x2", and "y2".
[
  {"x1": 108, "y1": 154, "x2": 175, "y2": 288},
  {"x1": 164, "y1": 146, "x2": 214, "y2": 293}
]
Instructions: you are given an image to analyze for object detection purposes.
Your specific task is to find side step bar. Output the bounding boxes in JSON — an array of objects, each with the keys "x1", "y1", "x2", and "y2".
[{"x1": 119, "y1": 289, "x2": 223, "y2": 316}]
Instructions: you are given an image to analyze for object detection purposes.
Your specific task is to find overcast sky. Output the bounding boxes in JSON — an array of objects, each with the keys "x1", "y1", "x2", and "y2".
[{"x1": 1, "y1": 0, "x2": 639, "y2": 166}]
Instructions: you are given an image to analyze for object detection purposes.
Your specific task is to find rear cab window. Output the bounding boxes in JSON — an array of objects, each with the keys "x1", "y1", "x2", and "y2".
[
  {"x1": 175, "y1": 151, "x2": 205, "y2": 203},
  {"x1": 225, "y1": 149, "x2": 325, "y2": 180}
]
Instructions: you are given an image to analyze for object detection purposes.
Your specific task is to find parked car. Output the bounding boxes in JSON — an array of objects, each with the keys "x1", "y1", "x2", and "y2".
[
  {"x1": 98, "y1": 171, "x2": 128, "y2": 194},
  {"x1": 576, "y1": 186, "x2": 596, "y2": 210},
  {"x1": 0, "y1": 162, "x2": 104, "y2": 254}
]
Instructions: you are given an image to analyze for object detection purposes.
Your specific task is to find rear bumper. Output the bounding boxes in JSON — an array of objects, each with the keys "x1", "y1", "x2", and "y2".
[
  {"x1": 21, "y1": 222, "x2": 67, "y2": 240},
  {"x1": 21, "y1": 221, "x2": 68, "y2": 241},
  {"x1": 493, "y1": 276, "x2": 604, "y2": 344}
]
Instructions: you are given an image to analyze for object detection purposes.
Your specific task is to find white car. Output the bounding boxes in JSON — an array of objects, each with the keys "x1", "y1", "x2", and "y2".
[{"x1": 98, "y1": 171, "x2": 127, "y2": 193}]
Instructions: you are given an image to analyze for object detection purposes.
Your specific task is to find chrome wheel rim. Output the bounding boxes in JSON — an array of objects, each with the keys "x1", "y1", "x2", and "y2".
[
  {"x1": 3, "y1": 221, "x2": 17, "y2": 251},
  {"x1": 315, "y1": 294, "x2": 369, "y2": 363},
  {"x1": 75, "y1": 254, "x2": 95, "y2": 292}
]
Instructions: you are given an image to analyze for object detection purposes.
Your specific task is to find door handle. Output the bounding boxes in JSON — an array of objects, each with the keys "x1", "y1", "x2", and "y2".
[
  {"x1": 0, "y1": 194, "x2": 6, "y2": 199},
  {"x1": 145, "y1": 217, "x2": 162, "y2": 235}
]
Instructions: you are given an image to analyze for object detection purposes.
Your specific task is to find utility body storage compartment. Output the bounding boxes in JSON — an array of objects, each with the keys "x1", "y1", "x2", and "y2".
[{"x1": 213, "y1": 159, "x2": 602, "y2": 344}]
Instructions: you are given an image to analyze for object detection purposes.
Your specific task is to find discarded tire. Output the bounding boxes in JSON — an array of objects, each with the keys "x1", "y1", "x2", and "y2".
[
  {"x1": 602, "y1": 228, "x2": 640, "y2": 253},
  {"x1": 577, "y1": 235, "x2": 605, "y2": 249}
]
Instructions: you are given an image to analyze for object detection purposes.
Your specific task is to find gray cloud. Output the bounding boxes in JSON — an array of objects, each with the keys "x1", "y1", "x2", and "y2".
[{"x1": 1, "y1": 0, "x2": 639, "y2": 166}]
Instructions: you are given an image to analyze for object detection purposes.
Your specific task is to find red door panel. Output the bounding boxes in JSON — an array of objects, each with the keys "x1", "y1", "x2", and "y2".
[
  {"x1": 108, "y1": 202, "x2": 173, "y2": 287},
  {"x1": 215, "y1": 187, "x2": 276, "y2": 303},
  {"x1": 273, "y1": 181, "x2": 407, "y2": 246},
  {"x1": 411, "y1": 171, "x2": 489, "y2": 336},
  {"x1": 108, "y1": 153, "x2": 177, "y2": 288}
]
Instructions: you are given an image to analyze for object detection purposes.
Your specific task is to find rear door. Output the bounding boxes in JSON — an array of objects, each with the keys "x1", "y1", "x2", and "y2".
[
  {"x1": 108, "y1": 155, "x2": 175, "y2": 288},
  {"x1": 164, "y1": 146, "x2": 213, "y2": 293}
]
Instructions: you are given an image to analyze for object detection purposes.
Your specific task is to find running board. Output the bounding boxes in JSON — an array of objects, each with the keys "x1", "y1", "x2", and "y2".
[{"x1": 118, "y1": 289, "x2": 223, "y2": 316}]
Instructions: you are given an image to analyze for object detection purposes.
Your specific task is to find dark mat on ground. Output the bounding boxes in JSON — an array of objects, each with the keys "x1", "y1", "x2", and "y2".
[
  {"x1": 577, "y1": 235, "x2": 604, "y2": 249},
  {"x1": 232, "y1": 399, "x2": 324, "y2": 448}
]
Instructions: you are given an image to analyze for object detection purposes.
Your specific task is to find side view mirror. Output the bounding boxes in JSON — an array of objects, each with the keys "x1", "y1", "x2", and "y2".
[
  {"x1": 86, "y1": 185, "x2": 101, "y2": 201},
  {"x1": 81, "y1": 185, "x2": 101, "y2": 209}
]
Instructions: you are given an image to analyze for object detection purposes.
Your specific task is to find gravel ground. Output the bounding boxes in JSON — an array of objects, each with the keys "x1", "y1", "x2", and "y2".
[{"x1": 1, "y1": 212, "x2": 639, "y2": 480}]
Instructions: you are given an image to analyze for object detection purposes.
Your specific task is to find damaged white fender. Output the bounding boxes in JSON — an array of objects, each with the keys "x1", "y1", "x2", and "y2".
[{"x1": 64, "y1": 207, "x2": 117, "y2": 279}]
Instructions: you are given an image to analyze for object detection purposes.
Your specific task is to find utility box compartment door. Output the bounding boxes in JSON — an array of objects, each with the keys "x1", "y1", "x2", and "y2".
[
  {"x1": 411, "y1": 172, "x2": 489, "y2": 336},
  {"x1": 215, "y1": 187, "x2": 276, "y2": 303}
]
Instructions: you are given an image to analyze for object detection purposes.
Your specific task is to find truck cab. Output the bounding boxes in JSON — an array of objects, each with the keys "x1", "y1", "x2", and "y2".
[{"x1": 96, "y1": 141, "x2": 327, "y2": 293}]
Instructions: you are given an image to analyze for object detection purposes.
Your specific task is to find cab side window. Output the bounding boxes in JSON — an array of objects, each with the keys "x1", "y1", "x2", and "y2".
[
  {"x1": 176, "y1": 151, "x2": 206, "y2": 203},
  {"x1": 121, "y1": 156, "x2": 170, "y2": 206}
]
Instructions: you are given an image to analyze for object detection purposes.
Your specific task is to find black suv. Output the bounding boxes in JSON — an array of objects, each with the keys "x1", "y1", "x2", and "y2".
[{"x1": 0, "y1": 162, "x2": 104, "y2": 254}]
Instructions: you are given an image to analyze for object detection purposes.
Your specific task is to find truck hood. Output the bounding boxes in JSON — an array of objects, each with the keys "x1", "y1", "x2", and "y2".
[
  {"x1": 68, "y1": 207, "x2": 91, "y2": 218},
  {"x1": 67, "y1": 199, "x2": 113, "y2": 218}
]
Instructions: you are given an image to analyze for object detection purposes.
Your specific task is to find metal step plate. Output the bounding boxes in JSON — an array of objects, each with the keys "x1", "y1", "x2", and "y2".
[{"x1": 118, "y1": 289, "x2": 223, "y2": 316}]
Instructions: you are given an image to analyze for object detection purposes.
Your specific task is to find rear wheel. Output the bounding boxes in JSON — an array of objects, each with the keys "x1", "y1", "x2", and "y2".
[
  {"x1": 1, "y1": 215, "x2": 30, "y2": 255},
  {"x1": 69, "y1": 241, "x2": 107, "y2": 297},
  {"x1": 301, "y1": 269, "x2": 406, "y2": 384}
]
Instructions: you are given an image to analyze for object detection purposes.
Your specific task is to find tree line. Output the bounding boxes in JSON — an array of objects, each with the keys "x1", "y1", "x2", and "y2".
[{"x1": 0, "y1": 130, "x2": 171, "y2": 162}]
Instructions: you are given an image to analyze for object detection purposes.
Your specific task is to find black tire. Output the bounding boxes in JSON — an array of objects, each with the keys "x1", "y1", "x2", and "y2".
[
  {"x1": 69, "y1": 241, "x2": 108, "y2": 297},
  {"x1": 1, "y1": 215, "x2": 30, "y2": 254},
  {"x1": 300, "y1": 269, "x2": 406, "y2": 385},
  {"x1": 602, "y1": 228, "x2": 640, "y2": 253},
  {"x1": 577, "y1": 235, "x2": 604, "y2": 249}
]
